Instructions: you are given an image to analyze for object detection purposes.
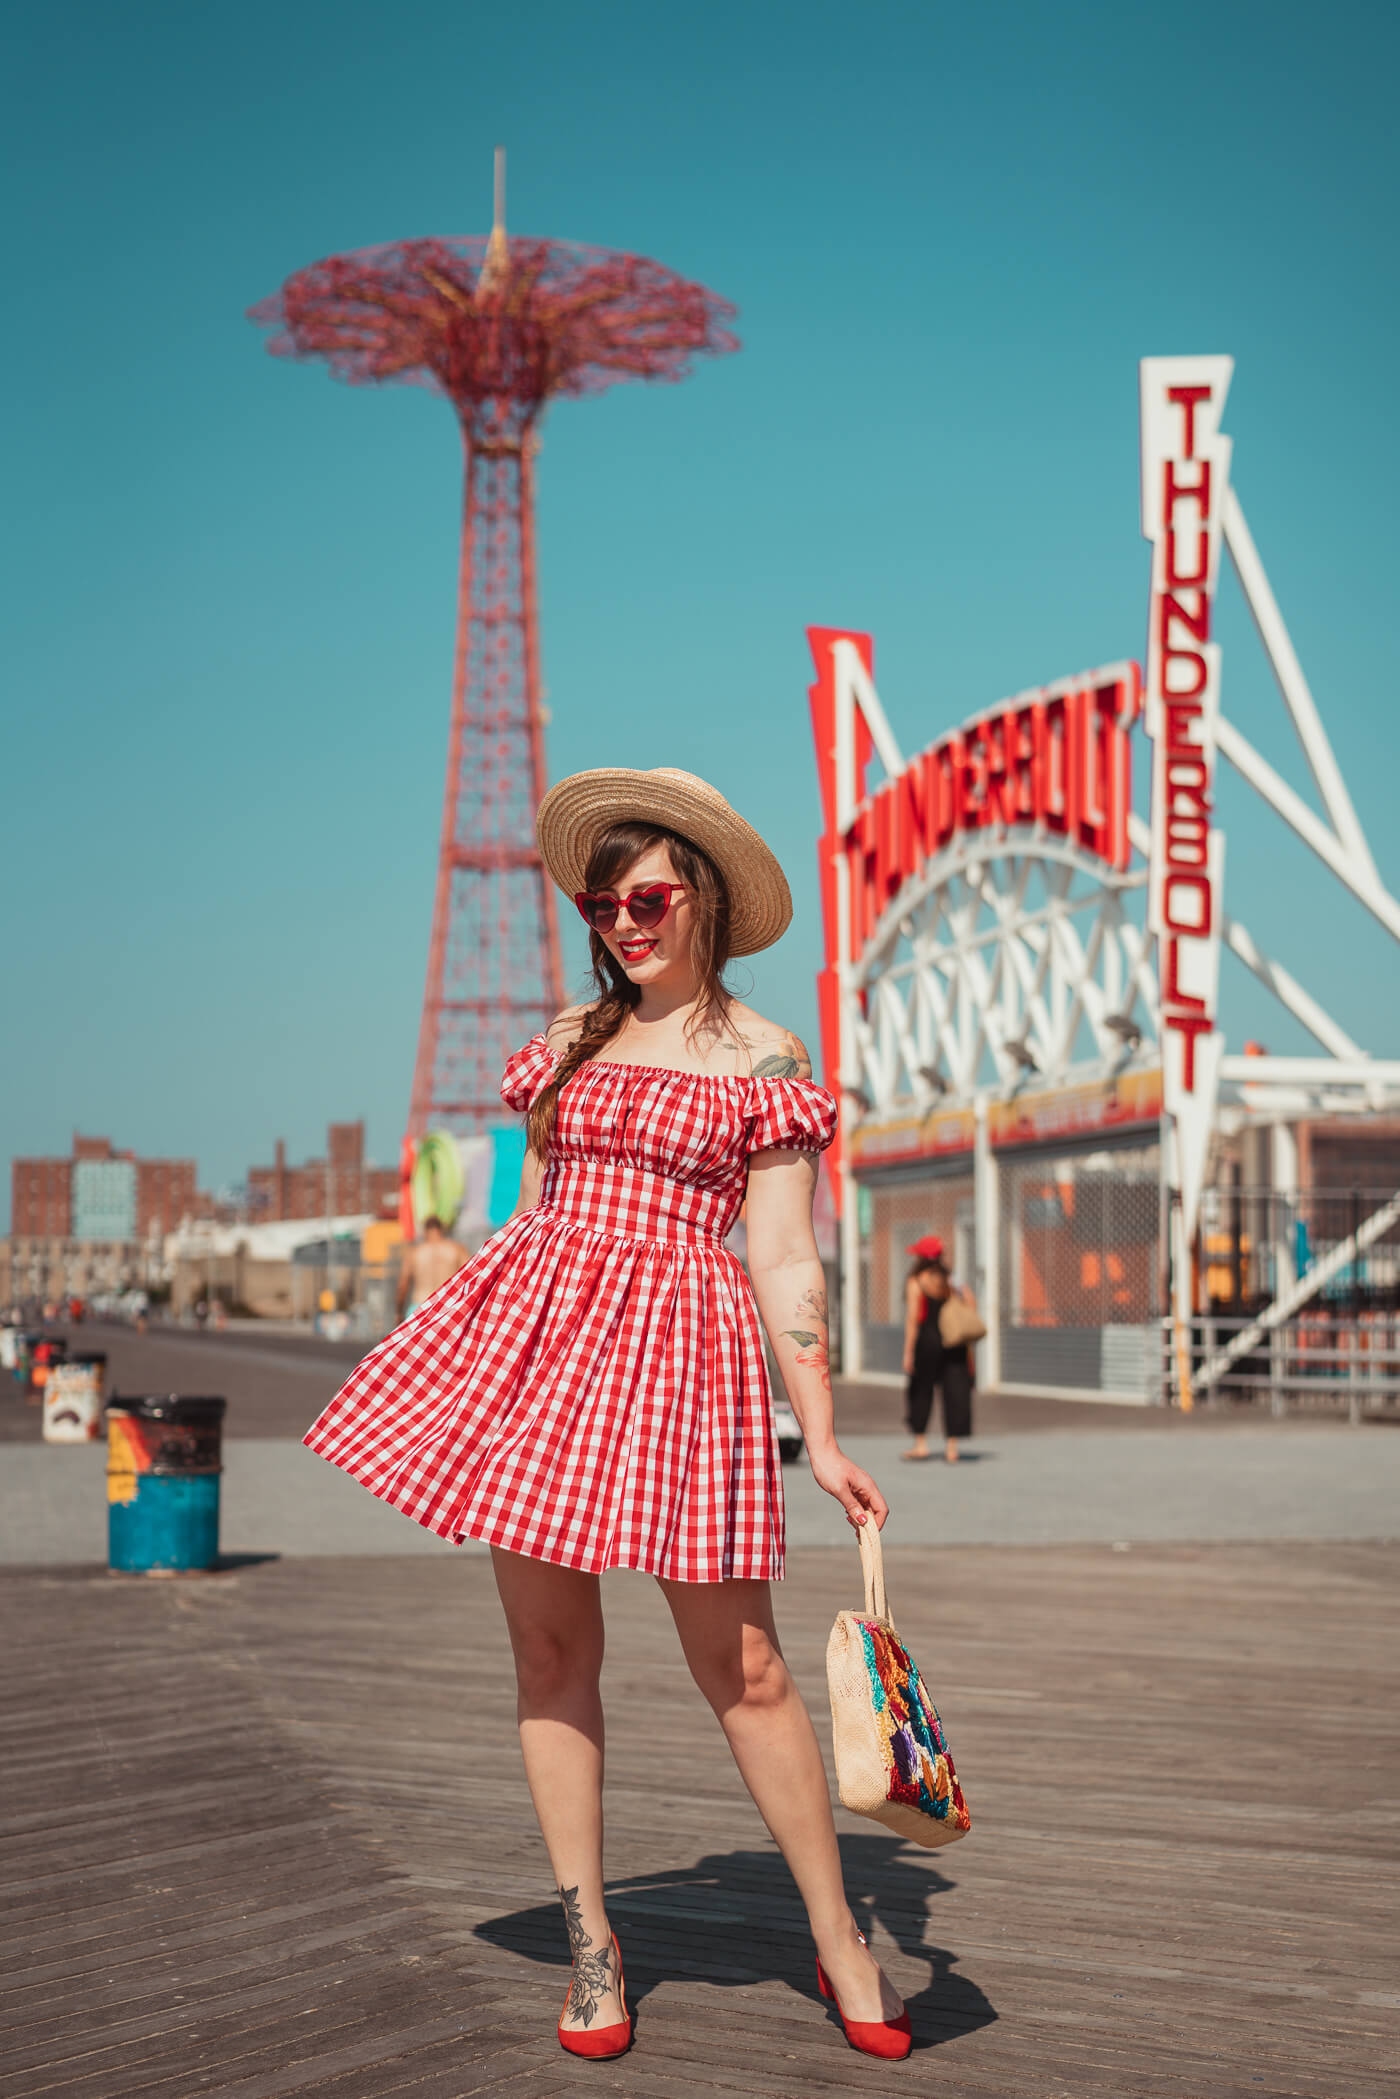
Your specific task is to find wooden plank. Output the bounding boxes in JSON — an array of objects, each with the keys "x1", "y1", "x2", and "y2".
[{"x1": 1, "y1": 1541, "x2": 1395, "y2": 2097}]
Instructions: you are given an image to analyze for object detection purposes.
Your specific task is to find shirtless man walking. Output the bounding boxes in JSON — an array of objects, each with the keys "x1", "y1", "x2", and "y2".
[{"x1": 396, "y1": 1216, "x2": 469, "y2": 1323}]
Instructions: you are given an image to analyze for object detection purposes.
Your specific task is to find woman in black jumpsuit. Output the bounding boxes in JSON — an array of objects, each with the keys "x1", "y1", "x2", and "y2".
[{"x1": 902, "y1": 1257, "x2": 974, "y2": 1461}]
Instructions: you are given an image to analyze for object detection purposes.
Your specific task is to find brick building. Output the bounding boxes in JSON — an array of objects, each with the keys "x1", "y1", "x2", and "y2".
[
  {"x1": 137, "y1": 1157, "x2": 201, "y2": 1236},
  {"x1": 246, "y1": 1122, "x2": 398, "y2": 1223},
  {"x1": 10, "y1": 1158, "x2": 72, "y2": 1239},
  {"x1": 10, "y1": 1137, "x2": 198, "y2": 1241}
]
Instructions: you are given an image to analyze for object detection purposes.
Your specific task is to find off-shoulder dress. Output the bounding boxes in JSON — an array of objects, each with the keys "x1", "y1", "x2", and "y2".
[{"x1": 303, "y1": 1035, "x2": 838, "y2": 1581}]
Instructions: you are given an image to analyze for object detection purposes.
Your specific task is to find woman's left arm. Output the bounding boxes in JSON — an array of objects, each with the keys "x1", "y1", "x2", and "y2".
[{"x1": 745, "y1": 1147, "x2": 889, "y2": 1532}]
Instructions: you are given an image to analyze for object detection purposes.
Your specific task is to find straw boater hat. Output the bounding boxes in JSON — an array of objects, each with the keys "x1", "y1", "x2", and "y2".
[{"x1": 536, "y1": 768, "x2": 792, "y2": 957}]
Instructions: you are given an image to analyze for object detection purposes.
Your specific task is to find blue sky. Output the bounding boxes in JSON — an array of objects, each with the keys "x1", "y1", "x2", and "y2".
[{"x1": 5, "y1": 0, "x2": 1398, "y2": 1220}]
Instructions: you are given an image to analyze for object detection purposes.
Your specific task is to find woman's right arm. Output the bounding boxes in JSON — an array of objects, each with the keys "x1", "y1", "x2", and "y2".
[{"x1": 902, "y1": 1275, "x2": 921, "y2": 1376}]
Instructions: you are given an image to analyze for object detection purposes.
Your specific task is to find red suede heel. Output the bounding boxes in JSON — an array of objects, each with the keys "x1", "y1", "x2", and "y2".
[
  {"x1": 815, "y1": 1931, "x2": 912, "y2": 2060},
  {"x1": 558, "y1": 1932, "x2": 633, "y2": 2059}
]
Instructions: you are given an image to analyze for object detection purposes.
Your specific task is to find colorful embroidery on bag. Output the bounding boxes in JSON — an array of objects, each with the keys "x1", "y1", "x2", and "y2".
[{"x1": 858, "y1": 1621, "x2": 971, "y2": 1831}]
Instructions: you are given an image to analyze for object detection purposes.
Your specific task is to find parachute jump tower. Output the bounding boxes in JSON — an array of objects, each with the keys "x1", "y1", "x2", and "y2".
[{"x1": 252, "y1": 154, "x2": 738, "y2": 1134}]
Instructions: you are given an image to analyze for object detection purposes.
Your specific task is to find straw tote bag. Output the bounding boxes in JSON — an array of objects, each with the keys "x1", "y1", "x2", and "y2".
[
  {"x1": 938, "y1": 1294, "x2": 987, "y2": 1348},
  {"x1": 826, "y1": 1523, "x2": 971, "y2": 1849}
]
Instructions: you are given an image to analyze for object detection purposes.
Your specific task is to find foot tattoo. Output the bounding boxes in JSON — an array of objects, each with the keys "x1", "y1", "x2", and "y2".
[{"x1": 559, "y1": 1884, "x2": 614, "y2": 2027}]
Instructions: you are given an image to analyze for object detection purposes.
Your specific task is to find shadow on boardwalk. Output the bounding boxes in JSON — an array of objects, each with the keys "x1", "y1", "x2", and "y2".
[{"x1": 477, "y1": 1835, "x2": 997, "y2": 2046}]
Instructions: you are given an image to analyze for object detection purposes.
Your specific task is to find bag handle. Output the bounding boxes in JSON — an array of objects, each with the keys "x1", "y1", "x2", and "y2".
[{"x1": 856, "y1": 1519, "x2": 895, "y2": 1629}]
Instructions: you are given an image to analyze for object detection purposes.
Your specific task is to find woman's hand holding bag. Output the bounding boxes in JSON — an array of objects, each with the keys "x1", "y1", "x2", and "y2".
[{"x1": 826, "y1": 1522, "x2": 971, "y2": 1849}]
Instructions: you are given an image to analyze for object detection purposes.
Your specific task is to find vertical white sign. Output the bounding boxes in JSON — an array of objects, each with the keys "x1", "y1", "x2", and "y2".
[{"x1": 1140, "y1": 356, "x2": 1232, "y2": 1258}]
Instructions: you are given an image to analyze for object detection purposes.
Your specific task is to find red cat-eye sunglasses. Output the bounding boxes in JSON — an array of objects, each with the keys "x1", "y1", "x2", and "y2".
[{"x1": 573, "y1": 883, "x2": 688, "y2": 934}]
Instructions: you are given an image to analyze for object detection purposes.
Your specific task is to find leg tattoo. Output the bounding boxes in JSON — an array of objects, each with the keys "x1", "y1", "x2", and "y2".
[{"x1": 559, "y1": 1883, "x2": 614, "y2": 2026}]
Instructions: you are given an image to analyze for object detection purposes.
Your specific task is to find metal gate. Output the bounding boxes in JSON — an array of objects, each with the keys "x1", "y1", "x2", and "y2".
[
  {"x1": 998, "y1": 1143, "x2": 1163, "y2": 1398},
  {"x1": 1174, "y1": 1183, "x2": 1400, "y2": 1415}
]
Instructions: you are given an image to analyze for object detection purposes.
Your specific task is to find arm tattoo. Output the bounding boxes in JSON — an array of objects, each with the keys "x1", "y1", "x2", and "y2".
[
  {"x1": 780, "y1": 1285, "x2": 831, "y2": 1390},
  {"x1": 559, "y1": 1884, "x2": 614, "y2": 2026},
  {"x1": 743, "y1": 1033, "x2": 813, "y2": 1081}
]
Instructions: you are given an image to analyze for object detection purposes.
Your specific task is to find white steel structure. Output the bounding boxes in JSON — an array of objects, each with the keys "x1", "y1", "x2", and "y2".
[{"x1": 807, "y1": 358, "x2": 1400, "y2": 1400}]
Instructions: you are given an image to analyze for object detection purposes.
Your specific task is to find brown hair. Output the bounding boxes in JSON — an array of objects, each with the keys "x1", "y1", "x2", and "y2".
[{"x1": 527, "y1": 821, "x2": 733, "y2": 1161}]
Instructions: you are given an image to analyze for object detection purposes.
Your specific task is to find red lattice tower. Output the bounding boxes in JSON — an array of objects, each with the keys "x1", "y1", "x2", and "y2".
[{"x1": 251, "y1": 157, "x2": 738, "y2": 1134}]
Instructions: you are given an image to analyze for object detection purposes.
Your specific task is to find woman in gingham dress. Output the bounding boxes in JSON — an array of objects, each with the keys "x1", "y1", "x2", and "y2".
[{"x1": 306, "y1": 769, "x2": 910, "y2": 2061}]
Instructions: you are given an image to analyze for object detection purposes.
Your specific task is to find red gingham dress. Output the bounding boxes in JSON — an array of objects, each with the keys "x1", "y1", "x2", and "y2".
[{"x1": 303, "y1": 1037, "x2": 837, "y2": 1581}]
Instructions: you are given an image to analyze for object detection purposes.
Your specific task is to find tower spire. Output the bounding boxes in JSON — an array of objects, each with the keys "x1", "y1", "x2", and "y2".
[{"x1": 479, "y1": 145, "x2": 508, "y2": 295}]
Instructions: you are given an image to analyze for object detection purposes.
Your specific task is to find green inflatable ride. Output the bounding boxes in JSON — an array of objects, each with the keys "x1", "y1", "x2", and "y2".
[{"x1": 410, "y1": 1130, "x2": 465, "y2": 1232}]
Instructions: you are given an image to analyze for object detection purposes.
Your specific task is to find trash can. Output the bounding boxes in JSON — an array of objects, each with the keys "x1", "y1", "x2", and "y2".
[
  {"x1": 43, "y1": 1354, "x2": 107, "y2": 1443},
  {"x1": 107, "y1": 1396, "x2": 226, "y2": 1575}
]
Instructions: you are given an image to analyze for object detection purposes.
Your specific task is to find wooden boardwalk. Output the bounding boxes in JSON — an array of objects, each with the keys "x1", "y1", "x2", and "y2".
[{"x1": 2, "y1": 1539, "x2": 1396, "y2": 2097}]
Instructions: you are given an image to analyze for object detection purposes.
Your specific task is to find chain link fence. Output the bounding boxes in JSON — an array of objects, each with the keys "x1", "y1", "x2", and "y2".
[
  {"x1": 848, "y1": 1155, "x2": 1398, "y2": 1411},
  {"x1": 998, "y1": 1144, "x2": 1163, "y2": 1396},
  {"x1": 857, "y1": 1174, "x2": 976, "y2": 1373}
]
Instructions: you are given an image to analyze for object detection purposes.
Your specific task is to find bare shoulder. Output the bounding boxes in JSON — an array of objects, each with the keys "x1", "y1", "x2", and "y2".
[
  {"x1": 544, "y1": 1003, "x2": 591, "y2": 1054},
  {"x1": 726, "y1": 1003, "x2": 814, "y2": 1081}
]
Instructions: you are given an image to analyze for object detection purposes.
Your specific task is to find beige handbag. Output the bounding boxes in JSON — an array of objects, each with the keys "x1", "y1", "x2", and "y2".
[
  {"x1": 826, "y1": 1522, "x2": 970, "y2": 1848},
  {"x1": 938, "y1": 1293, "x2": 987, "y2": 1347}
]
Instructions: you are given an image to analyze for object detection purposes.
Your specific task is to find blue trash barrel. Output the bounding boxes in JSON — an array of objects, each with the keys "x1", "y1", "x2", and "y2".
[{"x1": 107, "y1": 1396, "x2": 226, "y2": 1574}]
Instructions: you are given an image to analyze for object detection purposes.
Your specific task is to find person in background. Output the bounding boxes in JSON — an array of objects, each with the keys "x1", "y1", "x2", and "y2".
[
  {"x1": 901, "y1": 1237, "x2": 977, "y2": 1462},
  {"x1": 397, "y1": 1215, "x2": 470, "y2": 1323}
]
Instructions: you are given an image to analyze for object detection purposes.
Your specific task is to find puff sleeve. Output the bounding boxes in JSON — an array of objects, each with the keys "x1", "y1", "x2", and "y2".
[
  {"x1": 748, "y1": 1077, "x2": 839, "y2": 1156},
  {"x1": 499, "y1": 1035, "x2": 557, "y2": 1114}
]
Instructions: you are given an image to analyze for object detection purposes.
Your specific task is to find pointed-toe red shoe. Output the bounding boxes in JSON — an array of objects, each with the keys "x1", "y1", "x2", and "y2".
[
  {"x1": 816, "y1": 1932, "x2": 913, "y2": 2060},
  {"x1": 558, "y1": 1931, "x2": 633, "y2": 2059}
]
